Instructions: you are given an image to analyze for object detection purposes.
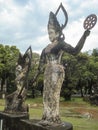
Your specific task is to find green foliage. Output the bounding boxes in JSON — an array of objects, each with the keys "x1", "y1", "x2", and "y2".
[
  {"x1": 27, "y1": 52, "x2": 44, "y2": 97},
  {"x1": 92, "y1": 48, "x2": 98, "y2": 57},
  {"x1": 0, "y1": 44, "x2": 19, "y2": 93},
  {"x1": 61, "y1": 49, "x2": 98, "y2": 101}
]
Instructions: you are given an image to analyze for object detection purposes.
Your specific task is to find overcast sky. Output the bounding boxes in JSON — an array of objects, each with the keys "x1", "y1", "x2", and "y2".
[{"x1": 0, "y1": 0, "x2": 98, "y2": 54}]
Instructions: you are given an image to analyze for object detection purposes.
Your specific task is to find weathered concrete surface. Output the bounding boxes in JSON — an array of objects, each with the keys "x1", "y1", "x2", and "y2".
[
  {"x1": 43, "y1": 63, "x2": 65, "y2": 123},
  {"x1": 20, "y1": 119, "x2": 73, "y2": 130},
  {"x1": 0, "y1": 111, "x2": 29, "y2": 130}
]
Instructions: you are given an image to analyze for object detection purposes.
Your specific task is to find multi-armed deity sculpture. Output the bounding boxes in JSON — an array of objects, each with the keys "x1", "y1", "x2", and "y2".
[{"x1": 4, "y1": 46, "x2": 32, "y2": 113}]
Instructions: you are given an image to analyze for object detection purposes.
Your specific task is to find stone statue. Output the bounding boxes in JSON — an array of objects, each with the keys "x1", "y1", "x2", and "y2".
[
  {"x1": 33, "y1": 3, "x2": 97, "y2": 125},
  {"x1": 4, "y1": 46, "x2": 32, "y2": 113}
]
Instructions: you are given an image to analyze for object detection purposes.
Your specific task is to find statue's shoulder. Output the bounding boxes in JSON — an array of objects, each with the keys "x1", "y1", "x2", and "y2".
[
  {"x1": 58, "y1": 40, "x2": 66, "y2": 47},
  {"x1": 42, "y1": 43, "x2": 52, "y2": 53}
]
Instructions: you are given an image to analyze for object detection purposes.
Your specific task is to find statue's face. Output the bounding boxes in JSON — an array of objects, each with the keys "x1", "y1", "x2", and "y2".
[
  {"x1": 48, "y1": 28, "x2": 59, "y2": 42},
  {"x1": 15, "y1": 64, "x2": 22, "y2": 77}
]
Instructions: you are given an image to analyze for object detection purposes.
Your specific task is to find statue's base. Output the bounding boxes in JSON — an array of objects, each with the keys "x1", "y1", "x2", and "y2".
[
  {"x1": 20, "y1": 119, "x2": 73, "y2": 130},
  {"x1": 0, "y1": 112, "x2": 73, "y2": 130},
  {"x1": 0, "y1": 111, "x2": 29, "y2": 130}
]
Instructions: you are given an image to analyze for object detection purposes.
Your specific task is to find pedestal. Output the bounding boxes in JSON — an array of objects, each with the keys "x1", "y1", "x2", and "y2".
[
  {"x1": 0, "y1": 111, "x2": 29, "y2": 130},
  {"x1": 20, "y1": 119, "x2": 73, "y2": 130}
]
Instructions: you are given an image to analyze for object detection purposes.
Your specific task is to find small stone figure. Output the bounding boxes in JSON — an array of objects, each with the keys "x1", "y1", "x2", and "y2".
[
  {"x1": 4, "y1": 46, "x2": 32, "y2": 113},
  {"x1": 33, "y1": 4, "x2": 97, "y2": 125}
]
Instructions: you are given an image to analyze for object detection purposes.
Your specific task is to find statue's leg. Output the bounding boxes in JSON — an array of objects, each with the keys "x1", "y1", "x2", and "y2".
[{"x1": 42, "y1": 64, "x2": 65, "y2": 124}]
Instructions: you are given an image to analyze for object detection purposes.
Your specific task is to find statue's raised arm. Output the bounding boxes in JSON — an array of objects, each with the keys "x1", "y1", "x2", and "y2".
[
  {"x1": 62, "y1": 14, "x2": 97, "y2": 55},
  {"x1": 61, "y1": 29, "x2": 90, "y2": 55}
]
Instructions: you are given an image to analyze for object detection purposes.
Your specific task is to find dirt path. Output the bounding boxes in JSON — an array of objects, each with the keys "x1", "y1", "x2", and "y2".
[{"x1": 73, "y1": 107, "x2": 98, "y2": 120}]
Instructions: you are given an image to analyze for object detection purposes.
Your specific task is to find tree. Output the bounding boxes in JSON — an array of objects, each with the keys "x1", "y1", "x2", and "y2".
[
  {"x1": 92, "y1": 48, "x2": 98, "y2": 57},
  {"x1": 0, "y1": 44, "x2": 19, "y2": 94},
  {"x1": 61, "y1": 52, "x2": 78, "y2": 100},
  {"x1": 27, "y1": 52, "x2": 44, "y2": 98},
  {"x1": 88, "y1": 49, "x2": 98, "y2": 105},
  {"x1": 61, "y1": 52, "x2": 91, "y2": 100},
  {"x1": 75, "y1": 52, "x2": 90, "y2": 97}
]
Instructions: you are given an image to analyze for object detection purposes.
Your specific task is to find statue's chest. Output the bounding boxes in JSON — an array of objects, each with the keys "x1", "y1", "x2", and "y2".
[{"x1": 45, "y1": 43, "x2": 60, "y2": 55}]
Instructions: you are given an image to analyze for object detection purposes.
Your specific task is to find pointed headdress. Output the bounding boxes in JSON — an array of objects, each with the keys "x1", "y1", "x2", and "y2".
[{"x1": 48, "y1": 3, "x2": 68, "y2": 37}]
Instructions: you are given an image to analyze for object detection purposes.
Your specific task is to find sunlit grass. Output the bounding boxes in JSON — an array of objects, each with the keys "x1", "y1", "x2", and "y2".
[
  {"x1": 26, "y1": 97, "x2": 43, "y2": 104},
  {"x1": 29, "y1": 108, "x2": 42, "y2": 119},
  {"x1": 0, "y1": 99, "x2": 5, "y2": 111},
  {"x1": 62, "y1": 117, "x2": 98, "y2": 130}
]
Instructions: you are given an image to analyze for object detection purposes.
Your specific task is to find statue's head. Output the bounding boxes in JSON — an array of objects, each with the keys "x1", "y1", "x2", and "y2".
[
  {"x1": 16, "y1": 46, "x2": 32, "y2": 70},
  {"x1": 47, "y1": 3, "x2": 68, "y2": 42},
  {"x1": 48, "y1": 12, "x2": 62, "y2": 42}
]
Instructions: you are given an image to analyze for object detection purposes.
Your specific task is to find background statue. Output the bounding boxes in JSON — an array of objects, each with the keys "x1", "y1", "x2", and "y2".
[
  {"x1": 33, "y1": 3, "x2": 97, "y2": 125},
  {"x1": 4, "y1": 46, "x2": 32, "y2": 113}
]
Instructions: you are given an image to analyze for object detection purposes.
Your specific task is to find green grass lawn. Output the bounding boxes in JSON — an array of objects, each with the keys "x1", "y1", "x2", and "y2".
[{"x1": 0, "y1": 97, "x2": 98, "y2": 130}]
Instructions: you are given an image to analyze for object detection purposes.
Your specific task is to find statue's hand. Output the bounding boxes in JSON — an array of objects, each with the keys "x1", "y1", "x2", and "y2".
[{"x1": 84, "y1": 30, "x2": 90, "y2": 37}]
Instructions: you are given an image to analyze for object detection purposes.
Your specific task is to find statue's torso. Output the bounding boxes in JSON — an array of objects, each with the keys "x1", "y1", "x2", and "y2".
[{"x1": 44, "y1": 41, "x2": 64, "y2": 64}]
